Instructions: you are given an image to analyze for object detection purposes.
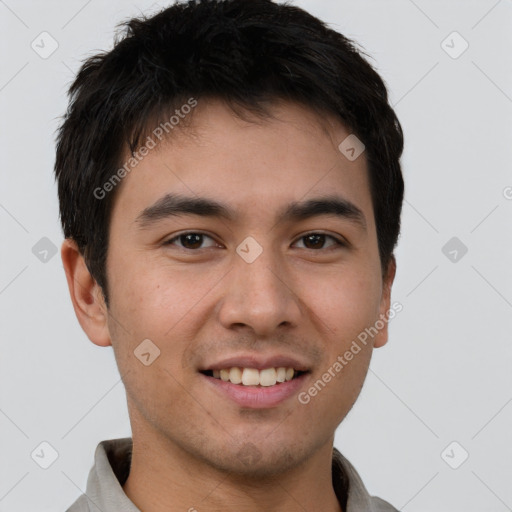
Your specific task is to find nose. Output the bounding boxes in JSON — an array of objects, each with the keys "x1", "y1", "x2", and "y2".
[{"x1": 217, "y1": 243, "x2": 303, "y2": 337}]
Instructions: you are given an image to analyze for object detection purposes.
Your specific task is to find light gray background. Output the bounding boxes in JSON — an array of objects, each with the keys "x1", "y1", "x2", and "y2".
[{"x1": 1, "y1": 0, "x2": 511, "y2": 510}]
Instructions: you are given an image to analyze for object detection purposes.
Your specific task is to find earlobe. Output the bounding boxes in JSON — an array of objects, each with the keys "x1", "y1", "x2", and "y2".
[
  {"x1": 373, "y1": 256, "x2": 397, "y2": 349},
  {"x1": 60, "y1": 239, "x2": 112, "y2": 347}
]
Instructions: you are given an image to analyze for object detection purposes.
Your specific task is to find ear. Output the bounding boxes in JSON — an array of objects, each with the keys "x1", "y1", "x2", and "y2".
[
  {"x1": 60, "y1": 238, "x2": 112, "y2": 347},
  {"x1": 373, "y1": 256, "x2": 397, "y2": 349}
]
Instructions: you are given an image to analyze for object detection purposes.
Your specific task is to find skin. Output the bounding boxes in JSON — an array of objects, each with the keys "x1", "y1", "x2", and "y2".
[{"x1": 62, "y1": 99, "x2": 396, "y2": 512}]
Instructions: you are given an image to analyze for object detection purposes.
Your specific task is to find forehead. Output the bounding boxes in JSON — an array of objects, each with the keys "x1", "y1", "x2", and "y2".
[{"x1": 110, "y1": 99, "x2": 374, "y2": 229}]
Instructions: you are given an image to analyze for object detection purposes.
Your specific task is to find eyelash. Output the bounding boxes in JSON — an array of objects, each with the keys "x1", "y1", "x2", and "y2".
[{"x1": 163, "y1": 231, "x2": 346, "y2": 251}]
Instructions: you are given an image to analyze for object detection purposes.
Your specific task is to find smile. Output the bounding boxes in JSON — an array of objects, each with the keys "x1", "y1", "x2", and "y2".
[
  {"x1": 201, "y1": 368, "x2": 310, "y2": 408},
  {"x1": 202, "y1": 367, "x2": 307, "y2": 387}
]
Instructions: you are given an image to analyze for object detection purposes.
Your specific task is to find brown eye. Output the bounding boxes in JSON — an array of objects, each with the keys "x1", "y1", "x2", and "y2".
[
  {"x1": 179, "y1": 233, "x2": 203, "y2": 249},
  {"x1": 164, "y1": 232, "x2": 218, "y2": 250},
  {"x1": 294, "y1": 233, "x2": 344, "y2": 250}
]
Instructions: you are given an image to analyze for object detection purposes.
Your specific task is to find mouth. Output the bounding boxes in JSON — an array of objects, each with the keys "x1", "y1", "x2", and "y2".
[
  {"x1": 199, "y1": 365, "x2": 311, "y2": 409},
  {"x1": 198, "y1": 354, "x2": 312, "y2": 408},
  {"x1": 200, "y1": 367, "x2": 309, "y2": 387}
]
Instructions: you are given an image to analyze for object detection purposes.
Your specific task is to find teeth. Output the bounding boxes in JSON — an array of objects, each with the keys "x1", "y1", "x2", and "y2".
[
  {"x1": 229, "y1": 367, "x2": 243, "y2": 384},
  {"x1": 259, "y1": 368, "x2": 277, "y2": 387},
  {"x1": 210, "y1": 366, "x2": 299, "y2": 386},
  {"x1": 242, "y1": 368, "x2": 260, "y2": 386}
]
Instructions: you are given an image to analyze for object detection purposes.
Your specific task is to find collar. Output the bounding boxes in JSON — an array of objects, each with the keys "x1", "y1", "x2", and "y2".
[{"x1": 70, "y1": 437, "x2": 396, "y2": 512}]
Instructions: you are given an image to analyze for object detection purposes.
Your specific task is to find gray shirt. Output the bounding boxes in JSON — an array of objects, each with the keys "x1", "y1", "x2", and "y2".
[{"x1": 66, "y1": 438, "x2": 398, "y2": 512}]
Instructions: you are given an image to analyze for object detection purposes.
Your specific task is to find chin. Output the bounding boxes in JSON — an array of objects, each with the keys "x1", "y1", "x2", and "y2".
[{"x1": 200, "y1": 441, "x2": 309, "y2": 479}]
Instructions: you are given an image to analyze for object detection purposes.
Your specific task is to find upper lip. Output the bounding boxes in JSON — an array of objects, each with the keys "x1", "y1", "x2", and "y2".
[{"x1": 200, "y1": 354, "x2": 311, "y2": 372}]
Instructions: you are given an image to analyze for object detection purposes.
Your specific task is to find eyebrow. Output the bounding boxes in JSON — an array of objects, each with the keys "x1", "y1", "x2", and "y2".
[{"x1": 135, "y1": 193, "x2": 367, "y2": 230}]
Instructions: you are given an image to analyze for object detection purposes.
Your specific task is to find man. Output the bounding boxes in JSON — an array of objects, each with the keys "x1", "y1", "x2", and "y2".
[{"x1": 56, "y1": 0, "x2": 404, "y2": 510}]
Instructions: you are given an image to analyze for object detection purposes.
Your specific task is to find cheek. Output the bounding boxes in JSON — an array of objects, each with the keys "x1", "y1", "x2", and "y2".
[
  {"x1": 297, "y1": 343, "x2": 373, "y2": 434},
  {"x1": 109, "y1": 253, "x2": 192, "y2": 333},
  {"x1": 107, "y1": 258, "x2": 220, "y2": 381},
  {"x1": 106, "y1": 278, "x2": 195, "y2": 424},
  {"x1": 306, "y1": 267, "x2": 382, "y2": 338}
]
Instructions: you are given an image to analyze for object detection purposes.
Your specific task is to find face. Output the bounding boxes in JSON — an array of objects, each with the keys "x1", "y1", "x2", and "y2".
[{"x1": 101, "y1": 99, "x2": 395, "y2": 476}]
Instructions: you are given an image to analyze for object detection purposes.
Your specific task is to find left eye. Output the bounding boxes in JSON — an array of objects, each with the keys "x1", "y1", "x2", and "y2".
[{"x1": 293, "y1": 233, "x2": 344, "y2": 250}]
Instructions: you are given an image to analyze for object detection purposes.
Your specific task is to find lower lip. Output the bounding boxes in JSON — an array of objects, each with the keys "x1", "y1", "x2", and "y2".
[{"x1": 202, "y1": 373, "x2": 309, "y2": 408}]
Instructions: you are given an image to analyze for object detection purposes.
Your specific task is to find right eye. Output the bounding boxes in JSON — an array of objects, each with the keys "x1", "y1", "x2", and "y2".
[{"x1": 163, "y1": 232, "x2": 222, "y2": 250}]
